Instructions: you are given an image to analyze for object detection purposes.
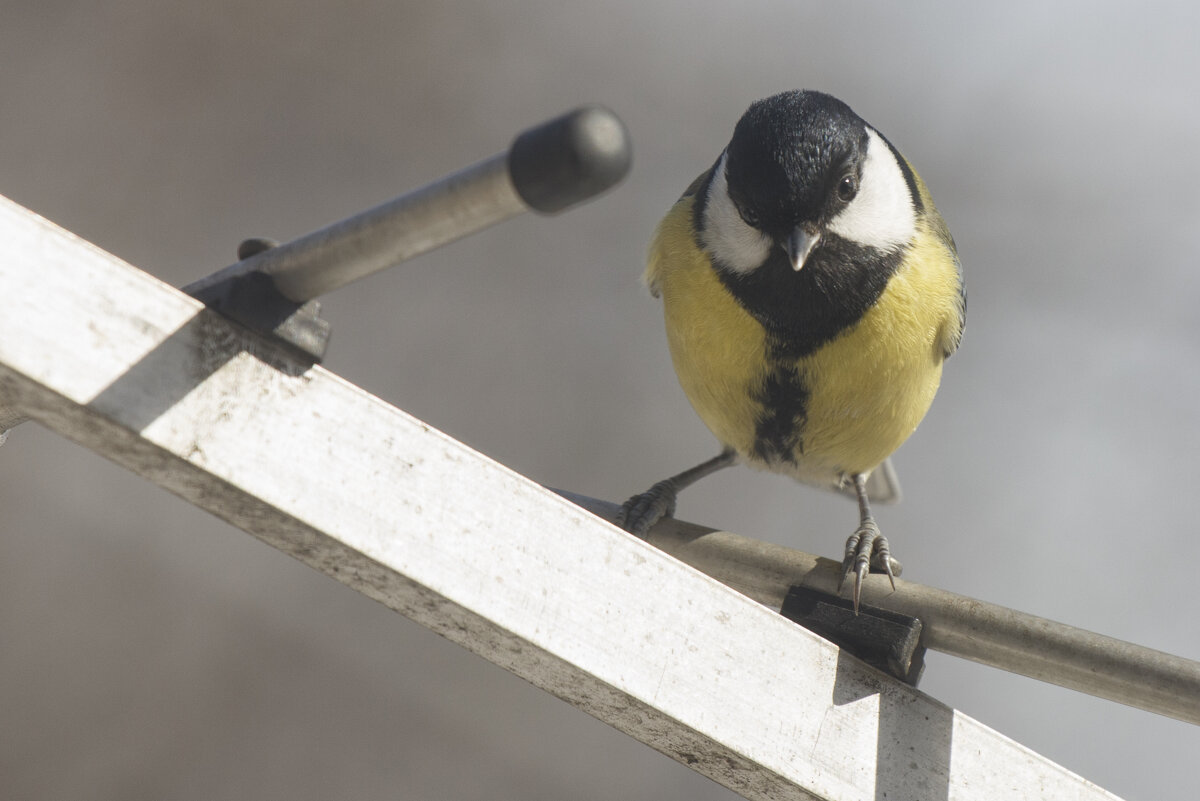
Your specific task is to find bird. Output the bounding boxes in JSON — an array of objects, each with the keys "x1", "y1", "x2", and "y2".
[{"x1": 617, "y1": 90, "x2": 965, "y2": 611}]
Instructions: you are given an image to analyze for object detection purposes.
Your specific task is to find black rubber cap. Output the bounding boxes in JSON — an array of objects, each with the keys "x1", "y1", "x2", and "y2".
[
  {"x1": 780, "y1": 585, "x2": 926, "y2": 686},
  {"x1": 507, "y1": 105, "x2": 631, "y2": 214}
]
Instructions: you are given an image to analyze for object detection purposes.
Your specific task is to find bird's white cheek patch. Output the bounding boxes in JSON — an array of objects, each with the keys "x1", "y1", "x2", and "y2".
[
  {"x1": 700, "y1": 153, "x2": 772, "y2": 274},
  {"x1": 827, "y1": 128, "x2": 916, "y2": 252}
]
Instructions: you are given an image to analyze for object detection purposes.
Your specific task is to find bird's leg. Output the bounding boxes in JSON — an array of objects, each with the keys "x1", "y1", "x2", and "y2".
[
  {"x1": 617, "y1": 448, "x2": 737, "y2": 535},
  {"x1": 838, "y1": 472, "x2": 903, "y2": 612}
]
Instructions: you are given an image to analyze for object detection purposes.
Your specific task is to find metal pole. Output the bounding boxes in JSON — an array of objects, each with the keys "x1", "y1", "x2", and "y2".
[
  {"x1": 561, "y1": 491, "x2": 1200, "y2": 726},
  {"x1": 184, "y1": 105, "x2": 631, "y2": 304},
  {"x1": 260, "y1": 153, "x2": 524, "y2": 302}
]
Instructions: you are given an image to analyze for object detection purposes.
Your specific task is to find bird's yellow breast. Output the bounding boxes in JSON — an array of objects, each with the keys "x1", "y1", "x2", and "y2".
[{"x1": 646, "y1": 194, "x2": 961, "y2": 485}]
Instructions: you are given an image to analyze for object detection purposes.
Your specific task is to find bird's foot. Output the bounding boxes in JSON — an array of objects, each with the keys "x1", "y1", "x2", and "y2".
[
  {"x1": 616, "y1": 479, "x2": 678, "y2": 536},
  {"x1": 838, "y1": 518, "x2": 902, "y2": 612}
]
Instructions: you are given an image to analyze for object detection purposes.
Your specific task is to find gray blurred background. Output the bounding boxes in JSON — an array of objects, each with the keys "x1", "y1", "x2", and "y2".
[{"x1": 2, "y1": 2, "x2": 1198, "y2": 799}]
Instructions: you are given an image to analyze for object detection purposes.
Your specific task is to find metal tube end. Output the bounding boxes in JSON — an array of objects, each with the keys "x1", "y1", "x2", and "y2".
[{"x1": 507, "y1": 106, "x2": 632, "y2": 214}]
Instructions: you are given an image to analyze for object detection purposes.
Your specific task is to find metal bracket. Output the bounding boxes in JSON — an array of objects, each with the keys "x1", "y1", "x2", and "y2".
[
  {"x1": 185, "y1": 238, "x2": 332, "y2": 363},
  {"x1": 781, "y1": 585, "x2": 926, "y2": 686}
]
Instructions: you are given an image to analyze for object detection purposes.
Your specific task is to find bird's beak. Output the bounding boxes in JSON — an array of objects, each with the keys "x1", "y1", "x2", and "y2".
[{"x1": 784, "y1": 226, "x2": 821, "y2": 272}]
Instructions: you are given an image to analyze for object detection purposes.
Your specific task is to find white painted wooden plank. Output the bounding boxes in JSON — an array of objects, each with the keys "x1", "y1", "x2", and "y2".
[{"x1": 0, "y1": 195, "x2": 1122, "y2": 801}]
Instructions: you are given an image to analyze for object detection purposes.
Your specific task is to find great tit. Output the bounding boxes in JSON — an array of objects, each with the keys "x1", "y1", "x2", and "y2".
[{"x1": 618, "y1": 90, "x2": 965, "y2": 610}]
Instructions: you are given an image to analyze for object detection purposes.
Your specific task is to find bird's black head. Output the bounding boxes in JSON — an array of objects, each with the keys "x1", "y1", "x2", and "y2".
[
  {"x1": 695, "y1": 90, "x2": 924, "y2": 353},
  {"x1": 724, "y1": 90, "x2": 869, "y2": 239},
  {"x1": 698, "y1": 89, "x2": 919, "y2": 277}
]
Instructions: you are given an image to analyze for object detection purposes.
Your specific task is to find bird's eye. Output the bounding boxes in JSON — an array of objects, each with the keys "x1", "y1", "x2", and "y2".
[
  {"x1": 837, "y1": 175, "x2": 858, "y2": 202},
  {"x1": 740, "y1": 209, "x2": 761, "y2": 228}
]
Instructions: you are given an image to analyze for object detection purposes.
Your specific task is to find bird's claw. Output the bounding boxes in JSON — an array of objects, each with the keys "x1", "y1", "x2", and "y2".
[
  {"x1": 616, "y1": 479, "x2": 677, "y2": 536},
  {"x1": 838, "y1": 518, "x2": 902, "y2": 613}
]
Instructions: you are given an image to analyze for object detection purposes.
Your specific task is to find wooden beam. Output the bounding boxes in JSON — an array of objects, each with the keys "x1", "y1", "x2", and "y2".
[{"x1": 0, "y1": 195, "x2": 1123, "y2": 801}]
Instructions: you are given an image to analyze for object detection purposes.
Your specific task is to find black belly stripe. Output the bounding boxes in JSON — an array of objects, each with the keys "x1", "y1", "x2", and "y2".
[{"x1": 752, "y1": 339, "x2": 809, "y2": 464}]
